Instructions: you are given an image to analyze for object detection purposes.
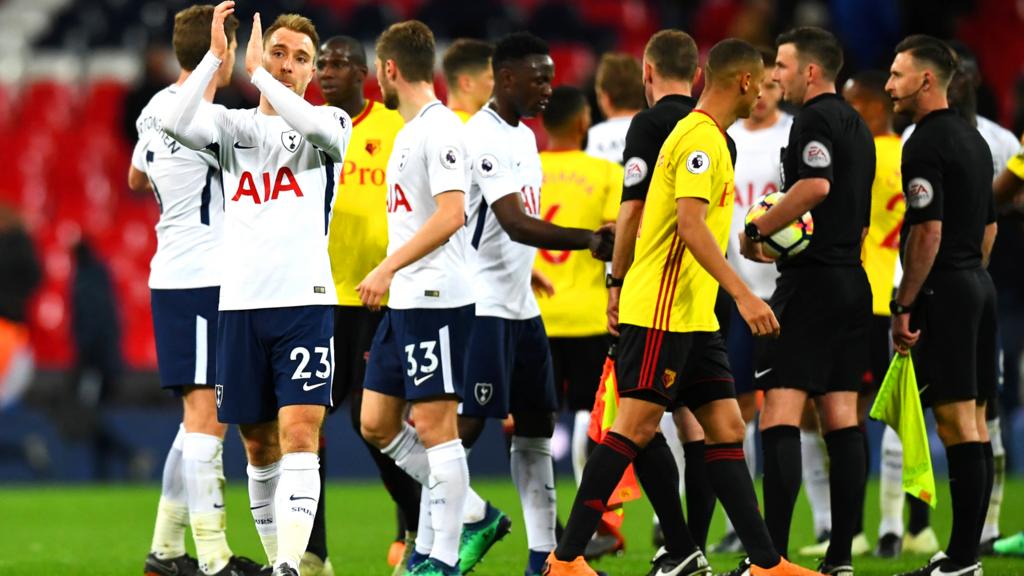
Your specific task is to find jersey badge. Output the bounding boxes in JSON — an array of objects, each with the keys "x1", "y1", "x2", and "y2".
[
  {"x1": 396, "y1": 148, "x2": 410, "y2": 171},
  {"x1": 474, "y1": 382, "x2": 493, "y2": 405},
  {"x1": 623, "y1": 156, "x2": 648, "y2": 187},
  {"x1": 440, "y1": 146, "x2": 459, "y2": 170},
  {"x1": 476, "y1": 153, "x2": 498, "y2": 177},
  {"x1": 365, "y1": 139, "x2": 381, "y2": 156},
  {"x1": 281, "y1": 130, "x2": 302, "y2": 153},
  {"x1": 686, "y1": 151, "x2": 710, "y2": 174},
  {"x1": 906, "y1": 178, "x2": 934, "y2": 209},
  {"x1": 802, "y1": 141, "x2": 831, "y2": 168}
]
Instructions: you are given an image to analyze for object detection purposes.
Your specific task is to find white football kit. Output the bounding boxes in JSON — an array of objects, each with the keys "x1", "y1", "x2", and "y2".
[
  {"x1": 163, "y1": 51, "x2": 350, "y2": 312},
  {"x1": 385, "y1": 100, "x2": 474, "y2": 310},
  {"x1": 585, "y1": 115, "x2": 633, "y2": 165},
  {"x1": 133, "y1": 85, "x2": 224, "y2": 290},
  {"x1": 727, "y1": 113, "x2": 793, "y2": 299},
  {"x1": 465, "y1": 106, "x2": 544, "y2": 320}
]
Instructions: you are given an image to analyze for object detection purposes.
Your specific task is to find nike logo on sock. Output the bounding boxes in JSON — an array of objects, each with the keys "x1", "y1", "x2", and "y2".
[
  {"x1": 213, "y1": 503, "x2": 225, "y2": 509},
  {"x1": 250, "y1": 503, "x2": 270, "y2": 510},
  {"x1": 543, "y1": 483, "x2": 556, "y2": 491},
  {"x1": 289, "y1": 495, "x2": 316, "y2": 502}
]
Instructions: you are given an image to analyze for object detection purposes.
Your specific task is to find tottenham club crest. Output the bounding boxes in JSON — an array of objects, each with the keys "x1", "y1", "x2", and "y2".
[
  {"x1": 474, "y1": 382, "x2": 493, "y2": 406},
  {"x1": 215, "y1": 384, "x2": 223, "y2": 408},
  {"x1": 281, "y1": 130, "x2": 302, "y2": 152},
  {"x1": 396, "y1": 148, "x2": 410, "y2": 171}
]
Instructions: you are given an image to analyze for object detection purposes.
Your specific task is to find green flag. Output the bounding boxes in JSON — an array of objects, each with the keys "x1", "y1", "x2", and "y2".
[{"x1": 870, "y1": 353, "x2": 937, "y2": 508}]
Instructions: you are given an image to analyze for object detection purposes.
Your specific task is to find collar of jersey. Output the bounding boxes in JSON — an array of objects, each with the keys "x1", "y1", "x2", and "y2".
[
  {"x1": 656, "y1": 94, "x2": 697, "y2": 108},
  {"x1": 917, "y1": 107, "x2": 958, "y2": 127},
  {"x1": 803, "y1": 92, "x2": 842, "y2": 108},
  {"x1": 416, "y1": 100, "x2": 445, "y2": 120}
]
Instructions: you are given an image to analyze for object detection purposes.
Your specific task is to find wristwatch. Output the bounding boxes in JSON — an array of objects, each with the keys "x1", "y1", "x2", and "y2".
[
  {"x1": 889, "y1": 300, "x2": 912, "y2": 315},
  {"x1": 605, "y1": 274, "x2": 624, "y2": 288},
  {"x1": 744, "y1": 221, "x2": 763, "y2": 242}
]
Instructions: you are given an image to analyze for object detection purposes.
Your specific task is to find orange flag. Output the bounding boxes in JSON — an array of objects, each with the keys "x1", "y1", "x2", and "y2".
[{"x1": 588, "y1": 354, "x2": 641, "y2": 526}]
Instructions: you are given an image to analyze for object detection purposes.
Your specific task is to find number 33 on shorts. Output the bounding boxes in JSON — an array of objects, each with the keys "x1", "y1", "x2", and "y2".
[
  {"x1": 405, "y1": 339, "x2": 440, "y2": 386},
  {"x1": 290, "y1": 342, "x2": 333, "y2": 391}
]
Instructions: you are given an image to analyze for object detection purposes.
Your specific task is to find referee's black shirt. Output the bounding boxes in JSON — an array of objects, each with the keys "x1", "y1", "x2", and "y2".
[
  {"x1": 779, "y1": 93, "x2": 875, "y2": 270},
  {"x1": 620, "y1": 94, "x2": 697, "y2": 203},
  {"x1": 900, "y1": 108, "x2": 994, "y2": 271}
]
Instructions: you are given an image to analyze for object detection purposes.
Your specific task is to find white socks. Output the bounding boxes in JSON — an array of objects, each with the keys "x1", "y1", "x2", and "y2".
[
  {"x1": 426, "y1": 440, "x2": 470, "y2": 567},
  {"x1": 511, "y1": 436, "x2": 557, "y2": 553},
  {"x1": 274, "y1": 452, "x2": 320, "y2": 571},
  {"x1": 571, "y1": 411, "x2": 591, "y2": 485},
  {"x1": 415, "y1": 488, "x2": 435, "y2": 556},
  {"x1": 183, "y1": 432, "x2": 232, "y2": 574},
  {"x1": 878, "y1": 425, "x2": 905, "y2": 537},
  {"x1": 248, "y1": 461, "x2": 281, "y2": 565},
  {"x1": 800, "y1": 429, "x2": 832, "y2": 536},
  {"x1": 151, "y1": 425, "x2": 189, "y2": 560},
  {"x1": 983, "y1": 418, "x2": 1005, "y2": 541}
]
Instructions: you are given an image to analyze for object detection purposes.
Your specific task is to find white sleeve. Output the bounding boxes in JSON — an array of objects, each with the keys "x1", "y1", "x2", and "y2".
[
  {"x1": 425, "y1": 120, "x2": 469, "y2": 196},
  {"x1": 250, "y1": 67, "x2": 350, "y2": 162},
  {"x1": 470, "y1": 133, "x2": 518, "y2": 205},
  {"x1": 130, "y1": 137, "x2": 148, "y2": 171},
  {"x1": 162, "y1": 51, "x2": 221, "y2": 150}
]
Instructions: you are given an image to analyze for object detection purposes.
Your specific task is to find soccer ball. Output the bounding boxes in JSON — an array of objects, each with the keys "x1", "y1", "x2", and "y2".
[{"x1": 744, "y1": 192, "x2": 814, "y2": 259}]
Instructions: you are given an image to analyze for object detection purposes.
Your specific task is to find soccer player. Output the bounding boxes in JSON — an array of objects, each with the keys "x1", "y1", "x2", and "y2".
[
  {"x1": 585, "y1": 53, "x2": 643, "y2": 164},
  {"x1": 132, "y1": 6, "x2": 266, "y2": 576},
  {"x1": 837, "y1": 70, "x2": 905, "y2": 561},
  {"x1": 549, "y1": 38, "x2": 820, "y2": 576},
  {"x1": 712, "y1": 48, "x2": 792, "y2": 555},
  {"x1": 355, "y1": 20, "x2": 477, "y2": 576},
  {"x1": 442, "y1": 38, "x2": 495, "y2": 122},
  {"x1": 310, "y1": 35, "x2": 415, "y2": 576},
  {"x1": 536, "y1": 86, "x2": 621, "y2": 487},
  {"x1": 740, "y1": 27, "x2": 874, "y2": 575},
  {"x1": 163, "y1": 4, "x2": 351, "y2": 575},
  {"x1": 605, "y1": 30, "x2": 719, "y2": 555},
  {"x1": 885, "y1": 35, "x2": 996, "y2": 576},
  {"x1": 459, "y1": 32, "x2": 613, "y2": 576}
]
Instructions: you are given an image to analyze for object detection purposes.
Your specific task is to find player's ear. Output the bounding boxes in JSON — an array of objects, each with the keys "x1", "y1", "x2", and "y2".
[{"x1": 692, "y1": 65, "x2": 703, "y2": 87}]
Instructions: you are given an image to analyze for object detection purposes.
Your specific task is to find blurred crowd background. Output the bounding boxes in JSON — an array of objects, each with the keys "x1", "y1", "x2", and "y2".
[{"x1": 0, "y1": 0, "x2": 1022, "y2": 483}]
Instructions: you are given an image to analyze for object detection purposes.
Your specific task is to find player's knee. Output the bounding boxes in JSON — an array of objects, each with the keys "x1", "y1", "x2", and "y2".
[
  {"x1": 240, "y1": 426, "x2": 280, "y2": 466},
  {"x1": 279, "y1": 422, "x2": 319, "y2": 453},
  {"x1": 705, "y1": 414, "x2": 745, "y2": 445},
  {"x1": 511, "y1": 411, "x2": 555, "y2": 438},
  {"x1": 360, "y1": 417, "x2": 396, "y2": 449},
  {"x1": 934, "y1": 415, "x2": 978, "y2": 446}
]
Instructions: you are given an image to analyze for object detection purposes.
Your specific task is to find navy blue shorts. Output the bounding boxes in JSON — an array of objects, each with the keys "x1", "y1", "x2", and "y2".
[
  {"x1": 363, "y1": 305, "x2": 474, "y2": 402},
  {"x1": 216, "y1": 305, "x2": 334, "y2": 424},
  {"x1": 461, "y1": 315, "x2": 558, "y2": 419},
  {"x1": 151, "y1": 287, "x2": 219, "y2": 393}
]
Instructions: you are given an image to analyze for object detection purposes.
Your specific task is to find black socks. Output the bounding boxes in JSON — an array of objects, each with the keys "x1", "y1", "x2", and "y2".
[
  {"x1": 823, "y1": 426, "x2": 866, "y2": 566},
  {"x1": 762, "y1": 425, "x2": 801, "y2": 557},
  {"x1": 706, "y1": 442, "x2": 781, "y2": 569},
  {"x1": 635, "y1": 433, "x2": 698, "y2": 556},
  {"x1": 683, "y1": 440, "x2": 716, "y2": 551}
]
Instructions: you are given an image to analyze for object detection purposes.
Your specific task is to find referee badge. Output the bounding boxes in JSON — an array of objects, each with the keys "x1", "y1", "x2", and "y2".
[
  {"x1": 802, "y1": 141, "x2": 831, "y2": 168},
  {"x1": 623, "y1": 156, "x2": 648, "y2": 187},
  {"x1": 906, "y1": 178, "x2": 934, "y2": 208},
  {"x1": 686, "y1": 151, "x2": 710, "y2": 174}
]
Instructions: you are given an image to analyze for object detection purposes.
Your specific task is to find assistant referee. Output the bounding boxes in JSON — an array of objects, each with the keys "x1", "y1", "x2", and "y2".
[{"x1": 886, "y1": 35, "x2": 996, "y2": 576}]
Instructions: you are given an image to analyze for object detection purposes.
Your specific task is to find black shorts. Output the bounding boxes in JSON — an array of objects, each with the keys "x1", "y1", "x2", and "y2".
[
  {"x1": 331, "y1": 305, "x2": 384, "y2": 412},
  {"x1": 756, "y1": 266, "x2": 871, "y2": 395},
  {"x1": 867, "y1": 314, "x2": 892, "y2": 390},
  {"x1": 550, "y1": 335, "x2": 610, "y2": 412},
  {"x1": 616, "y1": 324, "x2": 735, "y2": 410},
  {"x1": 911, "y1": 268, "x2": 992, "y2": 406}
]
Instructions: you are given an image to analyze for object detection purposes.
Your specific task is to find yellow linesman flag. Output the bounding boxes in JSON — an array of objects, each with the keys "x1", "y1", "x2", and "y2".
[
  {"x1": 588, "y1": 354, "x2": 641, "y2": 526},
  {"x1": 870, "y1": 353, "x2": 937, "y2": 508}
]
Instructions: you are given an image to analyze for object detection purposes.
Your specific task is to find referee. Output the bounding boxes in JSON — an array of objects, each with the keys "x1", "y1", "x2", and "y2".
[
  {"x1": 886, "y1": 35, "x2": 995, "y2": 576},
  {"x1": 739, "y1": 27, "x2": 874, "y2": 574},
  {"x1": 606, "y1": 29, "x2": 721, "y2": 551}
]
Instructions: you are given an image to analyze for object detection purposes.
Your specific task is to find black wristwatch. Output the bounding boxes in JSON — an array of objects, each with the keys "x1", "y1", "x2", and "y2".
[
  {"x1": 889, "y1": 300, "x2": 912, "y2": 316},
  {"x1": 744, "y1": 221, "x2": 763, "y2": 242},
  {"x1": 606, "y1": 274, "x2": 624, "y2": 288}
]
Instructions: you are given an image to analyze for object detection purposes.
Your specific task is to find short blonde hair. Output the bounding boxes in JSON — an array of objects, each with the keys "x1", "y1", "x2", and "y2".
[{"x1": 264, "y1": 14, "x2": 320, "y2": 57}]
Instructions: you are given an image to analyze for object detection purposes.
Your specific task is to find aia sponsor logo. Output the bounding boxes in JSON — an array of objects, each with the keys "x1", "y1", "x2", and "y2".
[
  {"x1": 232, "y1": 167, "x2": 304, "y2": 204},
  {"x1": 387, "y1": 182, "x2": 412, "y2": 213}
]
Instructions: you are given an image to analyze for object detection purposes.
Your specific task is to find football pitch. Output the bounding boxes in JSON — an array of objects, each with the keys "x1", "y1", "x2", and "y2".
[{"x1": 1, "y1": 478, "x2": 1022, "y2": 575}]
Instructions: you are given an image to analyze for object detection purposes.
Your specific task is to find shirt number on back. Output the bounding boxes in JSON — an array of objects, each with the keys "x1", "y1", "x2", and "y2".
[{"x1": 880, "y1": 193, "x2": 905, "y2": 250}]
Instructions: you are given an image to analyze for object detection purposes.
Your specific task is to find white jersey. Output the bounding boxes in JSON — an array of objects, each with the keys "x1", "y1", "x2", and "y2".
[
  {"x1": 726, "y1": 113, "x2": 793, "y2": 299},
  {"x1": 386, "y1": 100, "x2": 474, "y2": 310},
  {"x1": 465, "y1": 106, "x2": 544, "y2": 320},
  {"x1": 132, "y1": 85, "x2": 223, "y2": 290},
  {"x1": 163, "y1": 53, "x2": 350, "y2": 311},
  {"x1": 902, "y1": 115, "x2": 1017, "y2": 181},
  {"x1": 585, "y1": 116, "x2": 633, "y2": 164}
]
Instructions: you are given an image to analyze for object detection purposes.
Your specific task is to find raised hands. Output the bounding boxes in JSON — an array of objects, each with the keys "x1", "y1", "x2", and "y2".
[
  {"x1": 245, "y1": 11, "x2": 263, "y2": 75},
  {"x1": 210, "y1": 1, "x2": 235, "y2": 60}
]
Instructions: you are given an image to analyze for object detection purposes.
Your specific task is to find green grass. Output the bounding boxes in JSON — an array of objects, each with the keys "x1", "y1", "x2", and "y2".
[{"x1": 0, "y1": 478, "x2": 1022, "y2": 575}]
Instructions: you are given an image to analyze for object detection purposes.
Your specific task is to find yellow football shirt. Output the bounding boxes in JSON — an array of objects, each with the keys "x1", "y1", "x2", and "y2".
[
  {"x1": 620, "y1": 111, "x2": 735, "y2": 333},
  {"x1": 1008, "y1": 146, "x2": 1024, "y2": 179},
  {"x1": 453, "y1": 109, "x2": 473, "y2": 123},
  {"x1": 860, "y1": 134, "x2": 904, "y2": 316},
  {"x1": 327, "y1": 100, "x2": 405, "y2": 306},
  {"x1": 534, "y1": 150, "x2": 622, "y2": 337}
]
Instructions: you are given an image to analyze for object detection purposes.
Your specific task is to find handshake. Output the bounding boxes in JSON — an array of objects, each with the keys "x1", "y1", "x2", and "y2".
[{"x1": 588, "y1": 224, "x2": 616, "y2": 261}]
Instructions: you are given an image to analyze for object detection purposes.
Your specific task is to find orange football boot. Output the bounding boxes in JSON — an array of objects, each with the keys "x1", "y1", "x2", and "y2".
[
  {"x1": 542, "y1": 552, "x2": 605, "y2": 576},
  {"x1": 751, "y1": 557, "x2": 825, "y2": 576}
]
